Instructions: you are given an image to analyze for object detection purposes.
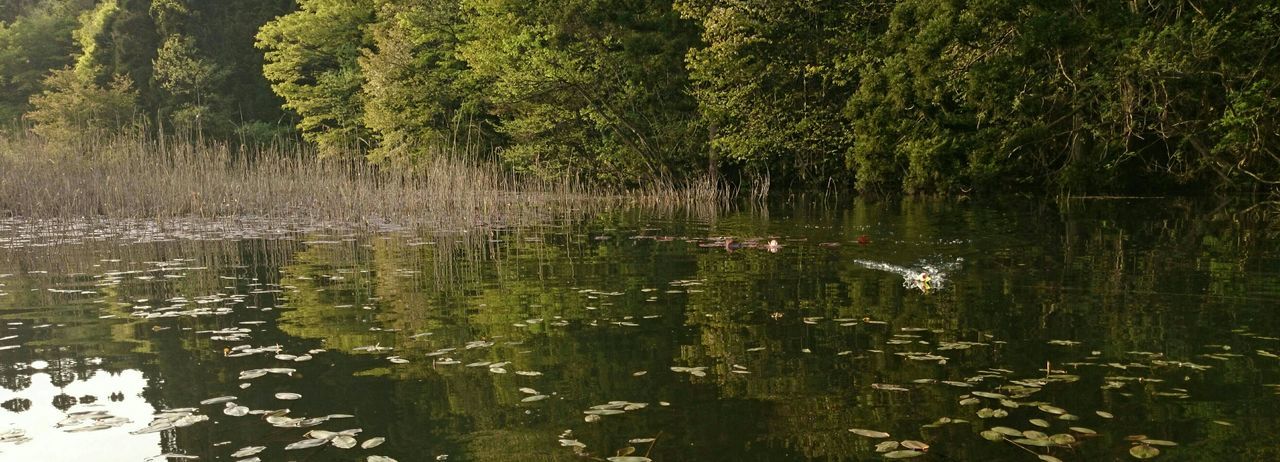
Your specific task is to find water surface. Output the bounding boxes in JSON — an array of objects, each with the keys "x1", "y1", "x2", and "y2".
[{"x1": 1, "y1": 198, "x2": 1278, "y2": 461}]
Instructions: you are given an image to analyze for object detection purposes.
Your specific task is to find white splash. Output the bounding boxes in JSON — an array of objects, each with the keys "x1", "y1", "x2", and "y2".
[{"x1": 850, "y1": 257, "x2": 963, "y2": 292}]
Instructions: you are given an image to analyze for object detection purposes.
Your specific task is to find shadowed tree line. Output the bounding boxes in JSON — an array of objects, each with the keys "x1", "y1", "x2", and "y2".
[{"x1": 2, "y1": 0, "x2": 1278, "y2": 193}]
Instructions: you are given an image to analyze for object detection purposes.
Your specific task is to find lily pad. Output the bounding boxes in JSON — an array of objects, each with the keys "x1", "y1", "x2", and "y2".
[
  {"x1": 1050, "y1": 434, "x2": 1077, "y2": 445},
  {"x1": 850, "y1": 428, "x2": 891, "y2": 438},
  {"x1": 875, "y1": 441, "x2": 900, "y2": 452},
  {"x1": 1038, "y1": 404, "x2": 1066, "y2": 415},
  {"x1": 1130, "y1": 444, "x2": 1160, "y2": 459},
  {"x1": 332, "y1": 435, "x2": 357, "y2": 449},
  {"x1": 1013, "y1": 438, "x2": 1053, "y2": 447},
  {"x1": 285, "y1": 438, "x2": 329, "y2": 450},
  {"x1": 230, "y1": 446, "x2": 265, "y2": 458},
  {"x1": 991, "y1": 426, "x2": 1022, "y2": 437},
  {"x1": 883, "y1": 449, "x2": 925, "y2": 459},
  {"x1": 1023, "y1": 430, "x2": 1049, "y2": 440},
  {"x1": 901, "y1": 440, "x2": 928, "y2": 450}
]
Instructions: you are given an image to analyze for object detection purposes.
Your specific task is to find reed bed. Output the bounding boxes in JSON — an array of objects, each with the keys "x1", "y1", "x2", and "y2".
[{"x1": 0, "y1": 131, "x2": 731, "y2": 228}]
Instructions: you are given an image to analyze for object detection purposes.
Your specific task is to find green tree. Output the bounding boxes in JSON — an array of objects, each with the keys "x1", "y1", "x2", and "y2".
[
  {"x1": 0, "y1": 0, "x2": 94, "y2": 122},
  {"x1": 153, "y1": 34, "x2": 224, "y2": 133},
  {"x1": 25, "y1": 66, "x2": 137, "y2": 144},
  {"x1": 90, "y1": 0, "x2": 159, "y2": 105},
  {"x1": 675, "y1": 0, "x2": 888, "y2": 185},
  {"x1": 460, "y1": 0, "x2": 703, "y2": 184},
  {"x1": 256, "y1": 0, "x2": 375, "y2": 156},
  {"x1": 359, "y1": 0, "x2": 480, "y2": 165},
  {"x1": 844, "y1": 0, "x2": 1280, "y2": 193}
]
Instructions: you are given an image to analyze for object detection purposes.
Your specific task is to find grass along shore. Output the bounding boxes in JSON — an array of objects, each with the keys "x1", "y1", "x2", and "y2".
[{"x1": 0, "y1": 132, "x2": 728, "y2": 228}]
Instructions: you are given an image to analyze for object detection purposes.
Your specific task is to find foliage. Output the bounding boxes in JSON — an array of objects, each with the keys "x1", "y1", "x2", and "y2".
[
  {"x1": 153, "y1": 34, "x2": 224, "y2": 132},
  {"x1": 25, "y1": 66, "x2": 136, "y2": 144},
  {"x1": 87, "y1": 0, "x2": 160, "y2": 100},
  {"x1": 845, "y1": 1, "x2": 1280, "y2": 193},
  {"x1": 359, "y1": 0, "x2": 478, "y2": 165},
  {"x1": 182, "y1": 0, "x2": 295, "y2": 126},
  {"x1": 675, "y1": 0, "x2": 886, "y2": 185},
  {"x1": 460, "y1": 0, "x2": 703, "y2": 184},
  {"x1": 256, "y1": 0, "x2": 376, "y2": 157},
  {"x1": 1, "y1": 0, "x2": 1277, "y2": 193},
  {"x1": 0, "y1": 0, "x2": 93, "y2": 122},
  {"x1": 70, "y1": 0, "x2": 116, "y2": 79}
]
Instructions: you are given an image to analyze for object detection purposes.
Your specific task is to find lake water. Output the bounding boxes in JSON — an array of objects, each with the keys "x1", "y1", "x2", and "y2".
[{"x1": 1, "y1": 198, "x2": 1278, "y2": 462}]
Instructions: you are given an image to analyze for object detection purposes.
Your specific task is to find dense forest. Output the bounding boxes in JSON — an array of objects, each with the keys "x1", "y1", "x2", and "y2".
[{"x1": 2, "y1": 0, "x2": 1278, "y2": 194}]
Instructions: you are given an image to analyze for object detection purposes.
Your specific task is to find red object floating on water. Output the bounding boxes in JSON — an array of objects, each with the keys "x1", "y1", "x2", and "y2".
[{"x1": 857, "y1": 235, "x2": 871, "y2": 245}]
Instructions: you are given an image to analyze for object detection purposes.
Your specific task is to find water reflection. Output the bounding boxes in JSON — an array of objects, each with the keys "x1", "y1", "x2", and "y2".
[
  {"x1": 0, "y1": 198, "x2": 1277, "y2": 461},
  {"x1": 0, "y1": 366, "x2": 158, "y2": 462}
]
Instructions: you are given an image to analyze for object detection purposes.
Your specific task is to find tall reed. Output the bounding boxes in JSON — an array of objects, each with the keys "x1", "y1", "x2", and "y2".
[{"x1": 0, "y1": 130, "x2": 730, "y2": 228}]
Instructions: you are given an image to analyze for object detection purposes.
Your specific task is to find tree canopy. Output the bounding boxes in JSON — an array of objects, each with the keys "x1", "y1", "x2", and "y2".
[{"x1": 2, "y1": 0, "x2": 1277, "y2": 193}]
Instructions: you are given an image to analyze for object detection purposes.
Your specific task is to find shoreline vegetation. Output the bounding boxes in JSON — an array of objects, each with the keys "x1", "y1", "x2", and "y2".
[
  {"x1": 0, "y1": 130, "x2": 728, "y2": 226},
  {"x1": 1, "y1": 1, "x2": 1277, "y2": 206}
]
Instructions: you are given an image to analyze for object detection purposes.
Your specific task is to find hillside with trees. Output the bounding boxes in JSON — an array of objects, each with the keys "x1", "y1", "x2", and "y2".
[{"x1": 2, "y1": 0, "x2": 1277, "y2": 194}]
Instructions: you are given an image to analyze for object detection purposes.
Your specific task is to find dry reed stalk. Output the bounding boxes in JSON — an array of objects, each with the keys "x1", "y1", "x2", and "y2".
[{"x1": 0, "y1": 130, "x2": 732, "y2": 228}]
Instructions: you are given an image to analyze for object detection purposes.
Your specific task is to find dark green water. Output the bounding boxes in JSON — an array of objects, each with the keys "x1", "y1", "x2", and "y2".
[{"x1": 1, "y1": 198, "x2": 1278, "y2": 462}]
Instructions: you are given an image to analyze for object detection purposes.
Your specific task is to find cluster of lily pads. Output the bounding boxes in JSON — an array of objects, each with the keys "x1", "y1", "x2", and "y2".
[
  {"x1": 832, "y1": 323, "x2": 1230, "y2": 460},
  {"x1": 161, "y1": 388, "x2": 399, "y2": 461},
  {"x1": 7, "y1": 226, "x2": 1278, "y2": 462}
]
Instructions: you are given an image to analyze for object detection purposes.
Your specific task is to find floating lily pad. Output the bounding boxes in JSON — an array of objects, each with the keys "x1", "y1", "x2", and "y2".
[
  {"x1": 1049, "y1": 434, "x2": 1076, "y2": 445},
  {"x1": 1038, "y1": 404, "x2": 1066, "y2": 415},
  {"x1": 1013, "y1": 438, "x2": 1053, "y2": 447},
  {"x1": 883, "y1": 450, "x2": 925, "y2": 459},
  {"x1": 285, "y1": 438, "x2": 329, "y2": 450},
  {"x1": 332, "y1": 435, "x2": 357, "y2": 449},
  {"x1": 901, "y1": 440, "x2": 928, "y2": 450},
  {"x1": 850, "y1": 428, "x2": 891, "y2": 438},
  {"x1": 230, "y1": 446, "x2": 265, "y2": 458},
  {"x1": 1130, "y1": 444, "x2": 1160, "y2": 459},
  {"x1": 199, "y1": 396, "x2": 237, "y2": 405},
  {"x1": 1022, "y1": 430, "x2": 1049, "y2": 440},
  {"x1": 991, "y1": 426, "x2": 1022, "y2": 437}
]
